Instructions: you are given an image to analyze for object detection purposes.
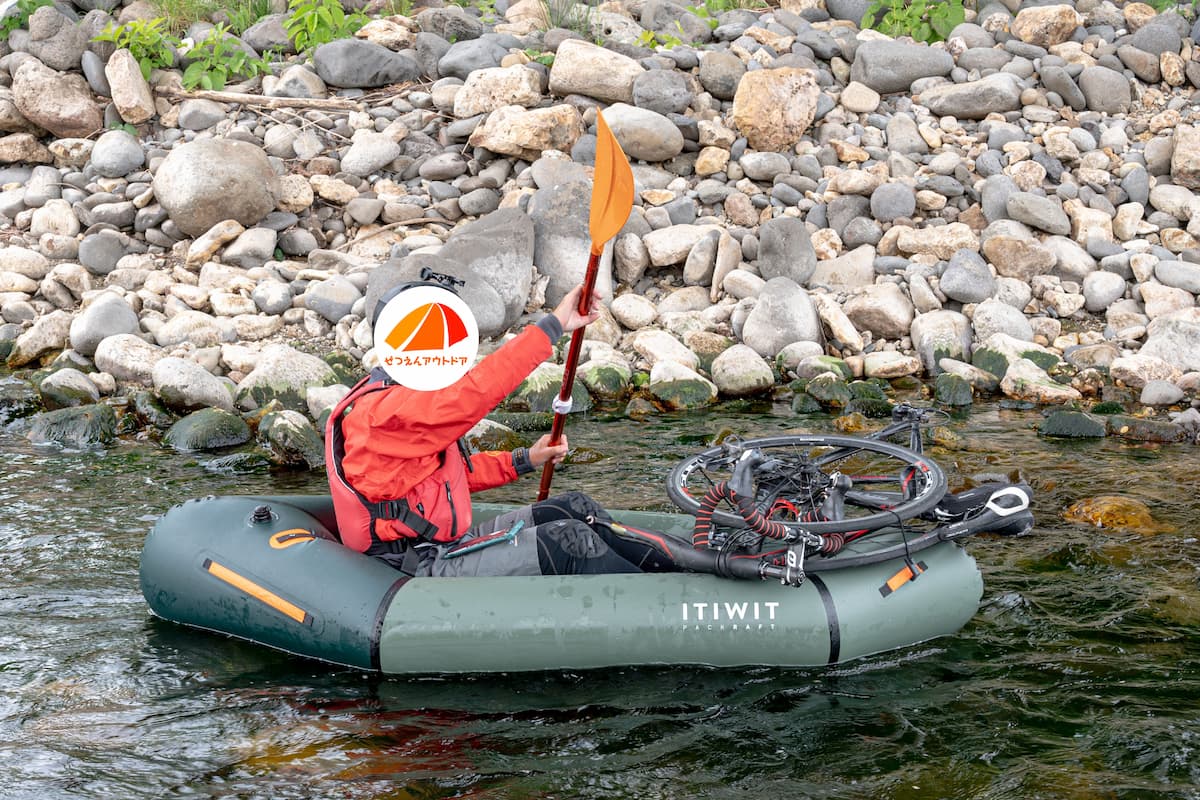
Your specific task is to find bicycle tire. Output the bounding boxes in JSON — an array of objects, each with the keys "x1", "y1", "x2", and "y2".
[{"x1": 666, "y1": 433, "x2": 948, "y2": 535}]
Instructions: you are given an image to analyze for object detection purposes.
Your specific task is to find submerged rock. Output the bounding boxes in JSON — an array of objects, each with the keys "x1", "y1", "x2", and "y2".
[
  {"x1": 1039, "y1": 410, "x2": 1107, "y2": 438},
  {"x1": 27, "y1": 403, "x2": 116, "y2": 448},
  {"x1": 1063, "y1": 495, "x2": 1174, "y2": 535},
  {"x1": 258, "y1": 409, "x2": 324, "y2": 469},
  {"x1": 163, "y1": 408, "x2": 252, "y2": 452}
]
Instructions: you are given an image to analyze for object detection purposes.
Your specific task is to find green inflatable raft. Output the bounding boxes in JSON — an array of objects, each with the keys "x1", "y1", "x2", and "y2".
[{"x1": 140, "y1": 494, "x2": 989, "y2": 674}]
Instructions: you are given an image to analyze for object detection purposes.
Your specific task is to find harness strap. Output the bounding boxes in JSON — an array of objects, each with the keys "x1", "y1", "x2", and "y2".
[{"x1": 368, "y1": 498, "x2": 439, "y2": 541}]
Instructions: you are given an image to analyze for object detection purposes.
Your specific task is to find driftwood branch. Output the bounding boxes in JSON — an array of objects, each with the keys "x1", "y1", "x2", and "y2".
[
  {"x1": 157, "y1": 86, "x2": 366, "y2": 112},
  {"x1": 334, "y1": 218, "x2": 449, "y2": 251}
]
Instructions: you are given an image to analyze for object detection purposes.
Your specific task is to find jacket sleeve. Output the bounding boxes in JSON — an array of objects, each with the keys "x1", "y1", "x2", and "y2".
[
  {"x1": 465, "y1": 450, "x2": 519, "y2": 492},
  {"x1": 357, "y1": 320, "x2": 559, "y2": 460}
]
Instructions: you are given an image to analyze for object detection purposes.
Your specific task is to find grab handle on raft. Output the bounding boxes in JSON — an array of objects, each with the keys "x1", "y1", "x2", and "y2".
[{"x1": 939, "y1": 485, "x2": 1032, "y2": 541}]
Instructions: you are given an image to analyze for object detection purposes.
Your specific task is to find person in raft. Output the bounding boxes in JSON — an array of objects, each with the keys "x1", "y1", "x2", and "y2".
[{"x1": 325, "y1": 282, "x2": 674, "y2": 578}]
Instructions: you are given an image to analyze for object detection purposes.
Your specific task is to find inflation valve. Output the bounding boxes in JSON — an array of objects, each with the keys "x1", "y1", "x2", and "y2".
[{"x1": 250, "y1": 504, "x2": 274, "y2": 524}]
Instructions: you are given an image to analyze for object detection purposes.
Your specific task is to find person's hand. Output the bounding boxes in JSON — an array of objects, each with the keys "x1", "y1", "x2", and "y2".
[
  {"x1": 529, "y1": 434, "x2": 569, "y2": 467},
  {"x1": 553, "y1": 284, "x2": 603, "y2": 333}
]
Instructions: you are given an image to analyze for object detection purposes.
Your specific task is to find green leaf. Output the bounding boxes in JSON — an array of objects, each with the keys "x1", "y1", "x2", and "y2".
[{"x1": 139, "y1": 57, "x2": 152, "y2": 81}]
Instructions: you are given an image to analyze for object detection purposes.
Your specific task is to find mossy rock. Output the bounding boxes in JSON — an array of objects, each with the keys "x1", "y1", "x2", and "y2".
[
  {"x1": 1039, "y1": 410, "x2": 1106, "y2": 438},
  {"x1": 163, "y1": 408, "x2": 252, "y2": 452},
  {"x1": 580, "y1": 361, "x2": 633, "y2": 399},
  {"x1": 467, "y1": 418, "x2": 524, "y2": 452},
  {"x1": 1063, "y1": 495, "x2": 1174, "y2": 535},
  {"x1": 324, "y1": 352, "x2": 362, "y2": 386},
  {"x1": 806, "y1": 373, "x2": 853, "y2": 408},
  {"x1": 507, "y1": 363, "x2": 593, "y2": 414},
  {"x1": 648, "y1": 376, "x2": 717, "y2": 410},
  {"x1": 625, "y1": 396, "x2": 657, "y2": 418},
  {"x1": 795, "y1": 355, "x2": 852, "y2": 380},
  {"x1": 1089, "y1": 401, "x2": 1126, "y2": 415},
  {"x1": 1105, "y1": 414, "x2": 1189, "y2": 444},
  {"x1": 0, "y1": 378, "x2": 41, "y2": 425},
  {"x1": 889, "y1": 375, "x2": 924, "y2": 393},
  {"x1": 934, "y1": 373, "x2": 973, "y2": 407},
  {"x1": 834, "y1": 411, "x2": 870, "y2": 433},
  {"x1": 0, "y1": 340, "x2": 12, "y2": 362},
  {"x1": 204, "y1": 452, "x2": 274, "y2": 475},
  {"x1": 973, "y1": 342, "x2": 1059, "y2": 378},
  {"x1": 132, "y1": 390, "x2": 179, "y2": 430},
  {"x1": 998, "y1": 398, "x2": 1038, "y2": 410},
  {"x1": 36, "y1": 368, "x2": 99, "y2": 411},
  {"x1": 790, "y1": 392, "x2": 823, "y2": 414},
  {"x1": 844, "y1": 397, "x2": 894, "y2": 418},
  {"x1": 27, "y1": 404, "x2": 116, "y2": 448},
  {"x1": 486, "y1": 411, "x2": 555, "y2": 431},
  {"x1": 848, "y1": 380, "x2": 888, "y2": 401},
  {"x1": 258, "y1": 409, "x2": 325, "y2": 469}
]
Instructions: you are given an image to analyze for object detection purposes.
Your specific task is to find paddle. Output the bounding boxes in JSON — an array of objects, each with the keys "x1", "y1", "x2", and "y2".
[{"x1": 536, "y1": 111, "x2": 635, "y2": 501}]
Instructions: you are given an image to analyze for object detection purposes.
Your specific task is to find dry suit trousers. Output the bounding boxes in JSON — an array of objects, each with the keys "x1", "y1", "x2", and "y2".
[{"x1": 370, "y1": 492, "x2": 675, "y2": 577}]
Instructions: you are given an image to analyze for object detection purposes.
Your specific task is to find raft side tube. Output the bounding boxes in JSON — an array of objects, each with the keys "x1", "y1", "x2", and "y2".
[
  {"x1": 374, "y1": 540, "x2": 982, "y2": 674},
  {"x1": 139, "y1": 496, "x2": 403, "y2": 670}
]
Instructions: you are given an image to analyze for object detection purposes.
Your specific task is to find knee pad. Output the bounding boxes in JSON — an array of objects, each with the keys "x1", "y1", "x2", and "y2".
[{"x1": 542, "y1": 519, "x2": 611, "y2": 559}]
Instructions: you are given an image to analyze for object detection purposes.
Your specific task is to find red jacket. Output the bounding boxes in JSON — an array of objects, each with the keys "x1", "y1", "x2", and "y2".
[{"x1": 329, "y1": 323, "x2": 553, "y2": 550}]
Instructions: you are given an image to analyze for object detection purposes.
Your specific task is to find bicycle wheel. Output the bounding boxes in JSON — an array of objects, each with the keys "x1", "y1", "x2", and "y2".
[{"x1": 666, "y1": 434, "x2": 948, "y2": 535}]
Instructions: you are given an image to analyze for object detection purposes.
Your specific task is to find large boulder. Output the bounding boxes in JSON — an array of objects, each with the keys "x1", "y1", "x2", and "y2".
[
  {"x1": 548, "y1": 39, "x2": 644, "y2": 104},
  {"x1": 163, "y1": 407, "x2": 251, "y2": 452},
  {"x1": 94, "y1": 333, "x2": 166, "y2": 384},
  {"x1": 741, "y1": 277, "x2": 821, "y2": 357},
  {"x1": 731, "y1": 68, "x2": 820, "y2": 152},
  {"x1": 152, "y1": 139, "x2": 278, "y2": 236},
  {"x1": 26, "y1": 6, "x2": 89, "y2": 71},
  {"x1": 469, "y1": 104, "x2": 584, "y2": 161},
  {"x1": 234, "y1": 343, "x2": 337, "y2": 413},
  {"x1": 528, "y1": 179, "x2": 610, "y2": 307},
  {"x1": 152, "y1": 356, "x2": 234, "y2": 412},
  {"x1": 436, "y1": 208, "x2": 536, "y2": 331},
  {"x1": 12, "y1": 60, "x2": 102, "y2": 139},
  {"x1": 1140, "y1": 307, "x2": 1200, "y2": 372},
  {"x1": 68, "y1": 292, "x2": 139, "y2": 357},
  {"x1": 27, "y1": 404, "x2": 116, "y2": 448},
  {"x1": 312, "y1": 38, "x2": 421, "y2": 88},
  {"x1": 850, "y1": 40, "x2": 954, "y2": 95}
]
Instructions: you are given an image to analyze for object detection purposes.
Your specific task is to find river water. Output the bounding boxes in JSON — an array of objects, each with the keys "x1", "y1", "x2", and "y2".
[{"x1": 1, "y1": 398, "x2": 1198, "y2": 799}]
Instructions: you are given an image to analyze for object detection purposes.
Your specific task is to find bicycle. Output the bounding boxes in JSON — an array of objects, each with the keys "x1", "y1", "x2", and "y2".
[{"x1": 613, "y1": 404, "x2": 1034, "y2": 586}]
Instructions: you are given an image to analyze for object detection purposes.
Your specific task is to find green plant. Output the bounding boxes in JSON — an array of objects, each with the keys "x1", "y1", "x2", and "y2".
[
  {"x1": 540, "y1": 0, "x2": 595, "y2": 36},
  {"x1": 149, "y1": 0, "x2": 221, "y2": 32},
  {"x1": 92, "y1": 18, "x2": 177, "y2": 80},
  {"x1": 861, "y1": 0, "x2": 964, "y2": 43},
  {"x1": 109, "y1": 121, "x2": 139, "y2": 136},
  {"x1": 225, "y1": 0, "x2": 274, "y2": 34},
  {"x1": 636, "y1": 28, "x2": 684, "y2": 49},
  {"x1": 522, "y1": 47, "x2": 554, "y2": 66},
  {"x1": 182, "y1": 23, "x2": 273, "y2": 90},
  {"x1": 686, "y1": 4, "x2": 719, "y2": 30},
  {"x1": 284, "y1": 0, "x2": 367, "y2": 54},
  {"x1": 0, "y1": 0, "x2": 53, "y2": 40},
  {"x1": 381, "y1": 0, "x2": 414, "y2": 16}
]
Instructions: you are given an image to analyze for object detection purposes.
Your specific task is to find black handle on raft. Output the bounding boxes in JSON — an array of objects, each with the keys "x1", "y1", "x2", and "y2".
[{"x1": 938, "y1": 485, "x2": 1033, "y2": 541}]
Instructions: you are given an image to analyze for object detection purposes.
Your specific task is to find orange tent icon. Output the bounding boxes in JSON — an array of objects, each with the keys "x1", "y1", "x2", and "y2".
[{"x1": 385, "y1": 302, "x2": 469, "y2": 352}]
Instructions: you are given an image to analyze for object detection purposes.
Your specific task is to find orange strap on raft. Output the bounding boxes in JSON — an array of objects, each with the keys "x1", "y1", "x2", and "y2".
[{"x1": 878, "y1": 560, "x2": 927, "y2": 598}]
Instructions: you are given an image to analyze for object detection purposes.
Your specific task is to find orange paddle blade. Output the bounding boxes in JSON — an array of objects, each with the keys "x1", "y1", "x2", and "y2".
[{"x1": 589, "y1": 111, "x2": 635, "y2": 256}]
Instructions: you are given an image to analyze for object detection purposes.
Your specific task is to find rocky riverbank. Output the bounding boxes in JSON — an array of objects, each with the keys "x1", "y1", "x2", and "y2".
[{"x1": 3, "y1": 0, "x2": 1200, "y2": 466}]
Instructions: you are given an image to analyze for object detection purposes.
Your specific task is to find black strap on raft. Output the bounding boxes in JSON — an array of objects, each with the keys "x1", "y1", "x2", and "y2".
[{"x1": 367, "y1": 499, "x2": 438, "y2": 541}]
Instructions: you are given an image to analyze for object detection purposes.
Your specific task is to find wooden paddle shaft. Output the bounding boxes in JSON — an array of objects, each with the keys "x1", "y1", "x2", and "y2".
[{"x1": 536, "y1": 251, "x2": 602, "y2": 501}]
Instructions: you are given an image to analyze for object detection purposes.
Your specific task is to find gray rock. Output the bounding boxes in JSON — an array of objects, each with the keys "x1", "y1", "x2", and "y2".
[
  {"x1": 241, "y1": 13, "x2": 294, "y2": 55},
  {"x1": 222, "y1": 227, "x2": 277, "y2": 268},
  {"x1": 266, "y1": 64, "x2": 327, "y2": 98},
  {"x1": 981, "y1": 174, "x2": 1019, "y2": 223},
  {"x1": 437, "y1": 207, "x2": 537, "y2": 330},
  {"x1": 414, "y1": 31, "x2": 452, "y2": 79},
  {"x1": 758, "y1": 216, "x2": 816, "y2": 285},
  {"x1": 234, "y1": 343, "x2": 336, "y2": 413},
  {"x1": 911, "y1": 309, "x2": 972, "y2": 372},
  {"x1": 438, "y1": 38, "x2": 508, "y2": 81},
  {"x1": 24, "y1": 166, "x2": 61, "y2": 208},
  {"x1": 741, "y1": 277, "x2": 821, "y2": 357},
  {"x1": 1006, "y1": 192, "x2": 1071, "y2": 235},
  {"x1": 178, "y1": 98, "x2": 226, "y2": 130},
  {"x1": 710, "y1": 343, "x2": 773, "y2": 396},
  {"x1": 698, "y1": 50, "x2": 745, "y2": 100},
  {"x1": 153, "y1": 356, "x2": 234, "y2": 412},
  {"x1": 152, "y1": 139, "x2": 277, "y2": 237},
  {"x1": 305, "y1": 275, "x2": 361, "y2": 324},
  {"x1": 843, "y1": 282, "x2": 914, "y2": 340},
  {"x1": 458, "y1": 187, "x2": 500, "y2": 216},
  {"x1": 1080, "y1": 269, "x2": 1125, "y2": 313},
  {"x1": 313, "y1": 39, "x2": 421, "y2": 88},
  {"x1": 341, "y1": 131, "x2": 402, "y2": 177},
  {"x1": 78, "y1": 231, "x2": 131, "y2": 275},
  {"x1": 827, "y1": 0, "x2": 871, "y2": 21},
  {"x1": 68, "y1": 292, "x2": 139, "y2": 356},
  {"x1": 1128, "y1": 21, "x2": 1181, "y2": 55},
  {"x1": 870, "y1": 182, "x2": 916, "y2": 222},
  {"x1": 1117, "y1": 44, "x2": 1160, "y2": 83},
  {"x1": 920, "y1": 73, "x2": 1021, "y2": 120},
  {"x1": 89, "y1": 129, "x2": 144, "y2": 177},
  {"x1": 258, "y1": 409, "x2": 324, "y2": 469},
  {"x1": 1078, "y1": 66, "x2": 1131, "y2": 114},
  {"x1": 26, "y1": 6, "x2": 89, "y2": 71},
  {"x1": 529, "y1": 180, "x2": 607, "y2": 307},
  {"x1": 252, "y1": 281, "x2": 294, "y2": 315},
  {"x1": 973, "y1": 298, "x2": 1034, "y2": 342},
  {"x1": 739, "y1": 152, "x2": 791, "y2": 181},
  {"x1": 940, "y1": 249, "x2": 995, "y2": 303},
  {"x1": 886, "y1": 113, "x2": 928, "y2": 155},
  {"x1": 80, "y1": 50, "x2": 110, "y2": 97},
  {"x1": 163, "y1": 407, "x2": 251, "y2": 452},
  {"x1": 27, "y1": 404, "x2": 116, "y2": 448},
  {"x1": 1140, "y1": 379, "x2": 1184, "y2": 406},
  {"x1": 155, "y1": 310, "x2": 222, "y2": 348},
  {"x1": 1039, "y1": 64, "x2": 1085, "y2": 111},
  {"x1": 415, "y1": 6, "x2": 485, "y2": 42},
  {"x1": 603, "y1": 103, "x2": 684, "y2": 162},
  {"x1": 850, "y1": 40, "x2": 954, "y2": 95},
  {"x1": 1154, "y1": 260, "x2": 1200, "y2": 294},
  {"x1": 37, "y1": 367, "x2": 100, "y2": 410},
  {"x1": 632, "y1": 69, "x2": 693, "y2": 115}
]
